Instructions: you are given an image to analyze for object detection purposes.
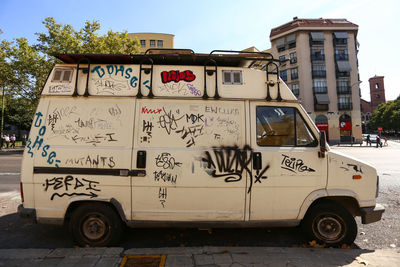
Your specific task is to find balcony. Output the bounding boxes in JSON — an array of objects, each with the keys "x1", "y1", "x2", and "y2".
[
  {"x1": 335, "y1": 54, "x2": 349, "y2": 61},
  {"x1": 312, "y1": 70, "x2": 326, "y2": 78},
  {"x1": 333, "y1": 39, "x2": 348, "y2": 46},
  {"x1": 337, "y1": 86, "x2": 351, "y2": 94},
  {"x1": 338, "y1": 103, "x2": 353, "y2": 110},
  {"x1": 336, "y1": 71, "x2": 350, "y2": 78},
  {"x1": 310, "y1": 40, "x2": 324, "y2": 46},
  {"x1": 314, "y1": 103, "x2": 329, "y2": 111},
  {"x1": 311, "y1": 54, "x2": 325, "y2": 62},
  {"x1": 313, "y1": 86, "x2": 327, "y2": 94}
]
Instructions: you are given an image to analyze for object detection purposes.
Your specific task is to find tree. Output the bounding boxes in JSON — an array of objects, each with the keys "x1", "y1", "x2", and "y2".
[
  {"x1": 36, "y1": 17, "x2": 140, "y2": 59},
  {"x1": 0, "y1": 18, "x2": 140, "y2": 135},
  {"x1": 369, "y1": 99, "x2": 400, "y2": 132}
]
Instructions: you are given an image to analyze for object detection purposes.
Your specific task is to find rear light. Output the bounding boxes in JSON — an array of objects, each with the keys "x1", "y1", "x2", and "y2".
[
  {"x1": 353, "y1": 175, "x2": 362, "y2": 180},
  {"x1": 20, "y1": 182, "x2": 24, "y2": 202}
]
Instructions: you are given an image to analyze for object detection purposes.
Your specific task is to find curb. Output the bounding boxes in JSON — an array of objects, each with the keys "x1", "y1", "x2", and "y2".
[{"x1": 0, "y1": 247, "x2": 400, "y2": 266}]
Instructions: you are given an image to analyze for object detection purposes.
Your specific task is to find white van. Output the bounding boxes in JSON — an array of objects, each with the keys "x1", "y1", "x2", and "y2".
[{"x1": 18, "y1": 50, "x2": 384, "y2": 247}]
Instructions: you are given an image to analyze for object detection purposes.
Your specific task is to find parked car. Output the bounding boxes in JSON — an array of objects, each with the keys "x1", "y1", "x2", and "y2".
[{"x1": 364, "y1": 134, "x2": 379, "y2": 143}]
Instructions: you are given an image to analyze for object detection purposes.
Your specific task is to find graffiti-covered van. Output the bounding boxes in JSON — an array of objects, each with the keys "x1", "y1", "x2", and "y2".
[{"x1": 18, "y1": 50, "x2": 384, "y2": 247}]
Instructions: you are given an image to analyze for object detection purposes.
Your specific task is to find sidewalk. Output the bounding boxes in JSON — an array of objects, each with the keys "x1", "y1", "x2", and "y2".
[
  {"x1": 0, "y1": 146, "x2": 24, "y2": 154},
  {"x1": 0, "y1": 246, "x2": 399, "y2": 266}
]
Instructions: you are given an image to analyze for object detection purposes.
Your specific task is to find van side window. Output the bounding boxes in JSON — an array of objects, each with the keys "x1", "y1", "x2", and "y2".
[
  {"x1": 52, "y1": 68, "x2": 73, "y2": 83},
  {"x1": 256, "y1": 106, "x2": 316, "y2": 147}
]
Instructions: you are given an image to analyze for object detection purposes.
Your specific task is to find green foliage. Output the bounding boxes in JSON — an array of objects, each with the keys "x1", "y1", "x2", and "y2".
[
  {"x1": 36, "y1": 17, "x2": 140, "y2": 58},
  {"x1": 369, "y1": 99, "x2": 400, "y2": 132},
  {"x1": 4, "y1": 96, "x2": 35, "y2": 131},
  {"x1": 0, "y1": 18, "x2": 140, "y2": 133}
]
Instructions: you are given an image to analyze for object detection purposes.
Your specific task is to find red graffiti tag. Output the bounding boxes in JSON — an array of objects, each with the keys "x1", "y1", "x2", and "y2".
[
  {"x1": 161, "y1": 70, "x2": 196, "y2": 83},
  {"x1": 142, "y1": 106, "x2": 162, "y2": 114}
]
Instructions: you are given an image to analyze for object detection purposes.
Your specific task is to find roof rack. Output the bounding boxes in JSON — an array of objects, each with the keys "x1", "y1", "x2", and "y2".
[
  {"x1": 53, "y1": 49, "x2": 279, "y2": 67},
  {"x1": 52, "y1": 49, "x2": 283, "y2": 101}
]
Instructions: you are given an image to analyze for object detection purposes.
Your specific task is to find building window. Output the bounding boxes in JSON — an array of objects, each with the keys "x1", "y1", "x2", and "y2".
[
  {"x1": 338, "y1": 96, "x2": 352, "y2": 110},
  {"x1": 291, "y1": 83, "x2": 299, "y2": 96},
  {"x1": 333, "y1": 32, "x2": 349, "y2": 45},
  {"x1": 140, "y1": 40, "x2": 146, "y2": 47},
  {"x1": 337, "y1": 80, "x2": 350, "y2": 94},
  {"x1": 150, "y1": 40, "x2": 156, "y2": 47},
  {"x1": 288, "y1": 42, "x2": 296, "y2": 49},
  {"x1": 279, "y1": 55, "x2": 286, "y2": 66},
  {"x1": 335, "y1": 49, "x2": 349, "y2": 61},
  {"x1": 375, "y1": 83, "x2": 379, "y2": 89},
  {"x1": 376, "y1": 94, "x2": 380, "y2": 98},
  {"x1": 291, "y1": 68, "x2": 298, "y2": 80},
  {"x1": 256, "y1": 106, "x2": 316, "y2": 147},
  {"x1": 276, "y1": 38, "x2": 285, "y2": 52},
  {"x1": 309, "y1": 32, "x2": 325, "y2": 46},
  {"x1": 311, "y1": 48, "x2": 325, "y2": 61},
  {"x1": 313, "y1": 79, "x2": 327, "y2": 94},
  {"x1": 289, "y1": 52, "x2": 297, "y2": 64},
  {"x1": 312, "y1": 64, "x2": 326, "y2": 78},
  {"x1": 280, "y1": 70, "x2": 287, "y2": 81},
  {"x1": 222, "y1": 70, "x2": 242, "y2": 85},
  {"x1": 157, "y1": 40, "x2": 163, "y2": 47}
]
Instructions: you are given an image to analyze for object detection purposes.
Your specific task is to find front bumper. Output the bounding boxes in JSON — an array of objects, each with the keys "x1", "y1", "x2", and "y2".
[
  {"x1": 17, "y1": 204, "x2": 37, "y2": 224},
  {"x1": 360, "y1": 203, "x2": 385, "y2": 224}
]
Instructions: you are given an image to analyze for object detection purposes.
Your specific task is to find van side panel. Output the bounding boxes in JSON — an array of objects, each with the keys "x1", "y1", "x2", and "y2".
[
  {"x1": 29, "y1": 97, "x2": 135, "y2": 220},
  {"x1": 132, "y1": 99, "x2": 247, "y2": 221}
]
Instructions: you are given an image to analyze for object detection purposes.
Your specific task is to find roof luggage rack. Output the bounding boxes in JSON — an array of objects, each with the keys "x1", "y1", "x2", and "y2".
[{"x1": 53, "y1": 49, "x2": 284, "y2": 101}]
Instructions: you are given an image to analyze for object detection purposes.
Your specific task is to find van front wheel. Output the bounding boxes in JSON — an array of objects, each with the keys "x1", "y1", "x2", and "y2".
[
  {"x1": 70, "y1": 203, "x2": 123, "y2": 247},
  {"x1": 302, "y1": 201, "x2": 357, "y2": 247}
]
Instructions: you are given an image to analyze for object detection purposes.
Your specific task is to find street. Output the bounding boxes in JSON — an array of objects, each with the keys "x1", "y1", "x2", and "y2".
[{"x1": 0, "y1": 142, "x2": 399, "y2": 250}]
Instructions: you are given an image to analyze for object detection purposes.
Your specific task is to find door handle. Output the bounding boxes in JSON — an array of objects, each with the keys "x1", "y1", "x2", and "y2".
[
  {"x1": 137, "y1": 150, "x2": 146, "y2": 168},
  {"x1": 253, "y1": 152, "x2": 262, "y2": 170}
]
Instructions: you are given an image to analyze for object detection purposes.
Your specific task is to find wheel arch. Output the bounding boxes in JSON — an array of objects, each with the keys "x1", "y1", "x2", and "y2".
[
  {"x1": 298, "y1": 189, "x2": 361, "y2": 220},
  {"x1": 63, "y1": 198, "x2": 127, "y2": 225}
]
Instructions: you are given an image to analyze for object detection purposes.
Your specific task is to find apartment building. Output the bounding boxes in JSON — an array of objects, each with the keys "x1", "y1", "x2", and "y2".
[
  {"x1": 128, "y1": 33, "x2": 174, "y2": 53},
  {"x1": 270, "y1": 18, "x2": 362, "y2": 144}
]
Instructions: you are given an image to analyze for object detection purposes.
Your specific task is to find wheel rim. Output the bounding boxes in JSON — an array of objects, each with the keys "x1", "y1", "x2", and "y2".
[
  {"x1": 81, "y1": 213, "x2": 109, "y2": 241},
  {"x1": 312, "y1": 214, "x2": 346, "y2": 243}
]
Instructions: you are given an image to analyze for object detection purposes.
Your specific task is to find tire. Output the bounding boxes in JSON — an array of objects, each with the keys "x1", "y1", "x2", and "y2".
[
  {"x1": 301, "y1": 200, "x2": 357, "y2": 247},
  {"x1": 69, "y1": 202, "x2": 123, "y2": 247}
]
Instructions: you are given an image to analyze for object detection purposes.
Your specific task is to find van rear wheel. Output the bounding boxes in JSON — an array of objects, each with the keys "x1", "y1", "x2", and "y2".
[
  {"x1": 302, "y1": 200, "x2": 357, "y2": 247},
  {"x1": 69, "y1": 203, "x2": 123, "y2": 247}
]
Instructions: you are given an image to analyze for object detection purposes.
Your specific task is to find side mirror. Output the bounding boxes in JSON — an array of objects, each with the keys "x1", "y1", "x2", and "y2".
[{"x1": 318, "y1": 131, "x2": 327, "y2": 158}]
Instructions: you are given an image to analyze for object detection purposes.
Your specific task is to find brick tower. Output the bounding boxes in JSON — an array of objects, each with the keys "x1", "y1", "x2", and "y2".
[{"x1": 369, "y1": 76, "x2": 386, "y2": 111}]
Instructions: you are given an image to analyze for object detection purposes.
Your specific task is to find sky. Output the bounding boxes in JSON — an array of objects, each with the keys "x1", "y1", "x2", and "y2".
[{"x1": 0, "y1": 0, "x2": 399, "y2": 101}]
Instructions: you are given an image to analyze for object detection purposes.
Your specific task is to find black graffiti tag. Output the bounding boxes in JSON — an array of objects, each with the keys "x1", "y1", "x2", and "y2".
[
  {"x1": 281, "y1": 154, "x2": 315, "y2": 173},
  {"x1": 43, "y1": 176, "x2": 100, "y2": 200},
  {"x1": 201, "y1": 146, "x2": 270, "y2": 193},
  {"x1": 157, "y1": 108, "x2": 184, "y2": 135},
  {"x1": 154, "y1": 170, "x2": 177, "y2": 184},
  {"x1": 155, "y1": 153, "x2": 182, "y2": 169}
]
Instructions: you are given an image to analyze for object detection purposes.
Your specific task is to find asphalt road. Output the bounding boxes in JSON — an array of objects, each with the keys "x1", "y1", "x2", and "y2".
[{"x1": 0, "y1": 143, "x2": 399, "y2": 249}]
